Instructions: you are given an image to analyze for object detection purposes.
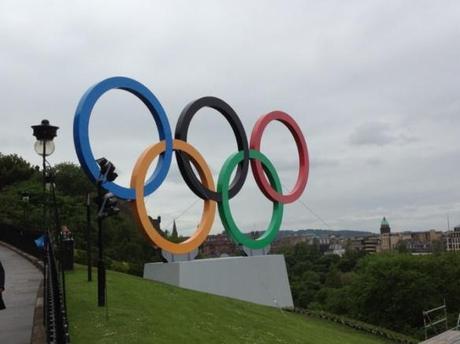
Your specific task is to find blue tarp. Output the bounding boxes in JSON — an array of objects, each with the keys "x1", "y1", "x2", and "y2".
[{"x1": 34, "y1": 235, "x2": 47, "y2": 249}]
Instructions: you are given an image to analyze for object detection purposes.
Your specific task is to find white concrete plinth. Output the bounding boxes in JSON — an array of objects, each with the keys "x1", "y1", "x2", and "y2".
[{"x1": 143, "y1": 255, "x2": 294, "y2": 308}]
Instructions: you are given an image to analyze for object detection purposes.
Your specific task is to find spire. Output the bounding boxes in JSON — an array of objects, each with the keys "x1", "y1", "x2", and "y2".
[{"x1": 172, "y1": 220, "x2": 178, "y2": 240}]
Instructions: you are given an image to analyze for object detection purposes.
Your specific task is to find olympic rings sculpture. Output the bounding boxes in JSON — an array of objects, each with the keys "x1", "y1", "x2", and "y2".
[{"x1": 73, "y1": 76, "x2": 309, "y2": 255}]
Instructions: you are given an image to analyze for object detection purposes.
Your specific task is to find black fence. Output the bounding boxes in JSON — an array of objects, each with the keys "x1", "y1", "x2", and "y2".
[
  {"x1": 0, "y1": 224, "x2": 71, "y2": 343},
  {"x1": 44, "y1": 238, "x2": 70, "y2": 343}
]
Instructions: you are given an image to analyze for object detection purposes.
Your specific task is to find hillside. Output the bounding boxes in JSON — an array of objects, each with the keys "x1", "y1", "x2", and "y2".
[{"x1": 66, "y1": 266, "x2": 391, "y2": 344}]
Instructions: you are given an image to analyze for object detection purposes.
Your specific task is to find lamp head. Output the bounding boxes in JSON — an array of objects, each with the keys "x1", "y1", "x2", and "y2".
[{"x1": 31, "y1": 119, "x2": 59, "y2": 157}]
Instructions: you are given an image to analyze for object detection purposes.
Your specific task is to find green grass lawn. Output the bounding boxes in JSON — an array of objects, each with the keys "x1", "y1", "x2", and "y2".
[{"x1": 66, "y1": 266, "x2": 392, "y2": 344}]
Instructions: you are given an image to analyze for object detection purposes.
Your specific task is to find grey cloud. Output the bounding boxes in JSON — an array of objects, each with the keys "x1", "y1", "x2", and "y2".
[
  {"x1": 349, "y1": 122, "x2": 396, "y2": 146},
  {"x1": 366, "y1": 157, "x2": 382, "y2": 166},
  {"x1": 310, "y1": 157, "x2": 340, "y2": 168},
  {"x1": 348, "y1": 122, "x2": 417, "y2": 146}
]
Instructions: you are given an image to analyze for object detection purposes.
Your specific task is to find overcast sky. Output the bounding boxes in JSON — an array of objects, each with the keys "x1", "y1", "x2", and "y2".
[{"x1": 1, "y1": 1, "x2": 460, "y2": 236}]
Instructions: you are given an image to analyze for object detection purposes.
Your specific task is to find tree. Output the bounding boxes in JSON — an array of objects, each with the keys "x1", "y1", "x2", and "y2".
[
  {"x1": 324, "y1": 267, "x2": 342, "y2": 288},
  {"x1": 0, "y1": 176, "x2": 43, "y2": 228},
  {"x1": 396, "y1": 240, "x2": 409, "y2": 254},
  {"x1": 0, "y1": 153, "x2": 36, "y2": 190},
  {"x1": 53, "y1": 162, "x2": 95, "y2": 197},
  {"x1": 291, "y1": 270, "x2": 321, "y2": 308},
  {"x1": 431, "y1": 240, "x2": 444, "y2": 255},
  {"x1": 348, "y1": 255, "x2": 439, "y2": 334},
  {"x1": 336, "y1": 249, "x2": 364, "y2": 272}
]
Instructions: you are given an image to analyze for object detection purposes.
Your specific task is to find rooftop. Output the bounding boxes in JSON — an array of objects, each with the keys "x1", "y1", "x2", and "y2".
[{"x1": 381, "y1": 217, "x2": 390, "y2": 227}]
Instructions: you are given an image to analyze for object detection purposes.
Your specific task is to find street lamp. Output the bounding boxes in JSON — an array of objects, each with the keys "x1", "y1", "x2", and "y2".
[
  {"x1": 21, "y1": 192, "x2": 30, "y2": 203},
  {"x1": 31, "y1": 119, "x2": 59, "y2": 231},
  {"x1": 31, "y1": 119, "x2": 67, "y2": 314},
  {"x1": 32, "y1": 119, "x2": 58, "y2": 158}
]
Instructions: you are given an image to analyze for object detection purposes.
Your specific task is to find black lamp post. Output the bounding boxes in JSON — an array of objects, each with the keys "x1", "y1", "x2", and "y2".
[
  {"x1": 32, "y1": 119, "x2": 59, "y2": 230},
  {"x1": 31, "y1": 119, "x2": 67, "y2": 305}
]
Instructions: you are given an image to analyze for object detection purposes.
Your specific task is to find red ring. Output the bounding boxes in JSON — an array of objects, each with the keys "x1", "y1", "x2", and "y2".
[{"x1": 250, "y1": 111, "x2": 309, "y2": 204}]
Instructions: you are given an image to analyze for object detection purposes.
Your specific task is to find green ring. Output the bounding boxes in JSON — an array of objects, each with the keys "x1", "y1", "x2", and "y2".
[{"x1": 217, "y1": 149, "x2": 284, "y2": 249}]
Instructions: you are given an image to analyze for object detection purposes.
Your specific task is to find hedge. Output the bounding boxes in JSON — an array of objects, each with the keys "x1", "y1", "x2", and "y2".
[{"x1": 288, "y1": 308, "x2": 418, "y2": 344}]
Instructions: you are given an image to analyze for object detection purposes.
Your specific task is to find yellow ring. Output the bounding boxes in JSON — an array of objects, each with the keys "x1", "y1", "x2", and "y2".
[{"x1": 130, "y1": 139, "x2": 216, "y2": 254}]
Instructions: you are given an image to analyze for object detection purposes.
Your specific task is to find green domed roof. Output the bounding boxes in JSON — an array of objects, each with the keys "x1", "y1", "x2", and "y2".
[{"x1": 381, "y1": 217, "x2": 390, "y2": 226}]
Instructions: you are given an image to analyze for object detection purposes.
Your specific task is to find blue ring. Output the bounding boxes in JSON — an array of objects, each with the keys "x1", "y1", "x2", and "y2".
[{"x1": 73, "y1": 76, "x2": 173, "y2": 200}]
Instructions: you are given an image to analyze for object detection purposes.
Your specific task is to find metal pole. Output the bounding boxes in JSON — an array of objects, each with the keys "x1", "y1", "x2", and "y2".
[
  {"x1": 86, "y1": 193, "x2": 92, "y2": 282},
  {"x1": 97, "y1": 216, "x2": 105, "y2": 306},
  {"x1": 42, "y1": 145, "x2": 47, "y2": 328},
  {"x1": 23, "y1": 204, "x2": 26, "y2": 228},
  {"x1": 50, "y1": 178, "x2": 61, "y2": 236},
  {"x1": 42, "y1": 144, "x2": 47, "y2": 231},
  {"x1": 97, "y1": 183, "x2": 106, "y2": 307}
]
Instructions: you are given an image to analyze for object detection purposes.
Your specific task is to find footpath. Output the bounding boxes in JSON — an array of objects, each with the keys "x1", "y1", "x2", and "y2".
[{"x1": 0, "y1": 244, "x2": 42, "y2": 344}]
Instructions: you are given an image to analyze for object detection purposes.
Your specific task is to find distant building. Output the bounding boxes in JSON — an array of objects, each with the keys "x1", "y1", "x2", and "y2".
[
  {"x1": 271, "y1": 235, "x2": 311, "y2": 252},
  {"x1": 171, "y1": 220, "x2": 178, "y2": 240},
  {"x1": 146, "y1": 216, "x2": 162, "y2": 249},
  {"x1": 347, "y1": 237, "x2": 366, "y2": 251},
  {"x1": 380, "y1": 217, "x2": 392, "y2": 251},
  {"x1": 150, "y1": 216, "x2": 161, "y2": 232},
  {"x1": 200, "y1": 233, "x2": 238, "y2": 257},
  {"x1": 380, "y1": 217, "x2": 391, "y2": 234},
  {"x1": 382, "y1": 231, "x2": 412, "y2": 252},
  {"x1": 409, "y1": 230, "x2": 444, "y2": 254},
  {"x1": 446, "y1": 225, "x2": 460, "y2": 252},
  {"x1": 325, "y1": 243, "x2": 346, "y2": 257},
  {"x1": 363, "y1": 236, "x2": 380, "y2": 254},
  {"x1": 377, "y1": 216, "x2": 444, "y2": 254}
]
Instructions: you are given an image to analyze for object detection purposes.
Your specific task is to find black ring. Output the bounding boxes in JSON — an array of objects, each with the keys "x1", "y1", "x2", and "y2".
[{"x1": 175, "y1": 97, "x2": 250, "y2": 202}]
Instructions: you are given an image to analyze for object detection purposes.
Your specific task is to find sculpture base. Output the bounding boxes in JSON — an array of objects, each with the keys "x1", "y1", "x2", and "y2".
[{"x1": 143, "y1": 255, "x2": 293, "y2": 308}]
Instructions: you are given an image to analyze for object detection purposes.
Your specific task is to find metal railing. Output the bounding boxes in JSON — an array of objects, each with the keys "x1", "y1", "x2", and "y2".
[
  {"x1": 44, "y1": 236, "x2": 70, "y2": 343},
  {"x1": 0, "y1": 224, "x2": 70, "y2": 343},
  {"x1": 423, "y1": 302, "x2": 449, "y2": 340}
]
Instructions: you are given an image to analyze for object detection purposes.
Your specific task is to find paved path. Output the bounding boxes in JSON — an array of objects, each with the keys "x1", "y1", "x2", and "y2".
[
  {"x1": 0, "y1": 244, "x2": 42, "y2": 344},
  {"x1": 420, "y1": 329, "x2": 460, "y2": 343}
]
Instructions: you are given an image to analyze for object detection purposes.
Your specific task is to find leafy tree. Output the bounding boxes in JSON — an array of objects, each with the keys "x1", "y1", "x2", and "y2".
[
  {"x1": 279, "y1": 240, "x2": 460, "y2": 339},
  {"x1": 396, "y1": 240, "x2": 409, "y2": 254},
  {"x1": 319, "y1": 286, "x2": 354, "y2": 314},
  {"x1": 0, "y1": 174, "x2": 44, "y2": 228},
  {"x1": 53, "y1": 162, "x2": 95, "y2": 197},
  {"x1": 336, "y1": 249, "x2": 364, "y2": 272},
  {"x1": 291, "y1": 270, "x2": 321, "y2": 308},
  {"x1": 0, "y1": 153, "x2": 36, "y2": 190},
  {"x1": 324, "y1": 267, "x2": 342, "y2": 288}
]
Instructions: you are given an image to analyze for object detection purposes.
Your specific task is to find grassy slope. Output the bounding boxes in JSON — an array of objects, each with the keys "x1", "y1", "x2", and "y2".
[{"x1": 66, "y1": 266, "x2": 390, "y2": 344}]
